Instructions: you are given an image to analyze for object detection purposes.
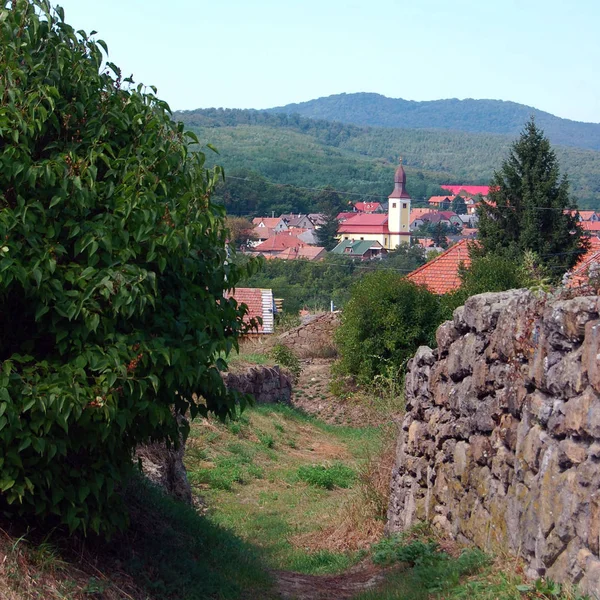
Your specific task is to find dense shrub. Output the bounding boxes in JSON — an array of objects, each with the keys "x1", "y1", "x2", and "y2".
[
  {"x1": 0, "y1": 0, "x2": 255, "y2": 535},
  {"x1": 334, "y1": 272, "x2": 440, "y2": 384}
]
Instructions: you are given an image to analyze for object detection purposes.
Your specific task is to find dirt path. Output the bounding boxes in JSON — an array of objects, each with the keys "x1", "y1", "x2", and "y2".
[
  {"x1": 272, "y1": 561, "x2": 393, "y2": 600},
  {"x1": 291, "y1": 359, "x2": 378, "y2": 426}
]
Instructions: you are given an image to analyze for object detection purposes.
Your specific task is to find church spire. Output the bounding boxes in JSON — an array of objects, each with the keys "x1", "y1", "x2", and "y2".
[{"x1": 389, "y1": 158, "x2": 411, "y2": 199}]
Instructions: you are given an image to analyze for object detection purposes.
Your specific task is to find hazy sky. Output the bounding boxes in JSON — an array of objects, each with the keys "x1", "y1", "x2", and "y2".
[{"x1": 54, "y1": 0, "x2": 600, "y2": 123}]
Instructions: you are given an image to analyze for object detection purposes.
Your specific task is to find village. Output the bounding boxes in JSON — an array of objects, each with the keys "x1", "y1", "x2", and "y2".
[{"x1": 241, "y1": 162, "x2": 600, "y2": 299}]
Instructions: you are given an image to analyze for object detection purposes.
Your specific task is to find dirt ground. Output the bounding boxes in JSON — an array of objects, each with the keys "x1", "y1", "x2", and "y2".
[
  {"x1": 291, "y1": 359, "x2": 381, "y2": 427},
  {"x1": 272, "y1": 561, "x2": 394, "y2": 600}
]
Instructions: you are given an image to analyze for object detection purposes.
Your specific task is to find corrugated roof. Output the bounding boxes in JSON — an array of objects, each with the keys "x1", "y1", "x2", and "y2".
[{"x1": 407, "y1": 239, "x2": 472, "y2": 294}]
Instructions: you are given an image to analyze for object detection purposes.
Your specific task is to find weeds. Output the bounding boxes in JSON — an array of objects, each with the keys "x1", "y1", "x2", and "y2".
[
  {"x1": 270, "y1": 343, "x2": 301, "y2": 382},
  {"x1": 297, "y1": 462, "x2": 356, "y2": 489}
]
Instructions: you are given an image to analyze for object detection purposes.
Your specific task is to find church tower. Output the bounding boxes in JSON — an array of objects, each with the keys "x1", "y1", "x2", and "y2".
[{"x1": 387, "y1": 159, "x2": 411, "y2": 248}]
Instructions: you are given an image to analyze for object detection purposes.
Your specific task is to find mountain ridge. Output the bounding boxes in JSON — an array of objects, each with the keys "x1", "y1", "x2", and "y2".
[
  {"x1": 175, "y1": 108, "x2": 600, "y2": 209},
  {"x1": 265, "y1": 93, "x2": 600, "y2": 151}
]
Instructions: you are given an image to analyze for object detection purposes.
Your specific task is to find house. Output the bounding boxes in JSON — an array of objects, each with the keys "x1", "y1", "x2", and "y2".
[
  {"x1": 308, "y1": 213, "x2": 327, "y2": 227},
  {"x1": 566, "y1": 210, "x2": 600, "y2": 222},
  {"x1": 250, "y1": 226, "x2": 276, "y2": 247},
  {"x1": 337, "y1": 160, "x2": 411, "y2": 249},
  {"x1": 354, "y1": 201, "x2": 382, "y2": 213},
  {"x1": 410, "y1": 211, "x2": 461, "y2": 231},
  {"x1": 252, "y1": 217, "x2": 288, "y2": 232},
  {"x1": 428, "y1": 195, "x2": 455, "y2": 210},
  {"x1": 331, "y1": 239, "x2": 387, "y2": 260},
  {"x1": 410, "y1": 208, "x2": 435, "y2": 222},
  {"x1": 336, "y1": 211, "x2": 359, "y2": 223},
  {"x1": 226, "y1": 287, "x2": 275, "y2": 334},
  {"x1": 407, "y1": 239, "x2": 472, "y2": 294},
  {"x1": 564, "y1": 238, "x2": 600, "y2": 288},
  {"x1": 441, "y1": 185, "x2": 490, "y2": 196},
  {"x1": 266, "y1": 246, "x2": 327, "y2": 261},
  {"x1": 253, "y1": 233, "x2": 307, "y2": 256},
  {"x1": 580, "y1": 222, "x2": 600, "y2": 234},
  {"x1": 296, "y1": 229, "x2": 320, "y2": 245},
  {"x1": 281, "y1": 214, "x2": 315, "y2": 229}
]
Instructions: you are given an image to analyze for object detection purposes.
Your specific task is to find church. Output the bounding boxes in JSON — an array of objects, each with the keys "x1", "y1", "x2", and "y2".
[{"x1": 336, "y1": 160, "x2": 411, "y2": 249}]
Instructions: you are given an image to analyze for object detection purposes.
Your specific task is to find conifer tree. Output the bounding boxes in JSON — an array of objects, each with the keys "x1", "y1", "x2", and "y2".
[{"x1": 477, "y1": 118, "x2": 588, "y2": 278}]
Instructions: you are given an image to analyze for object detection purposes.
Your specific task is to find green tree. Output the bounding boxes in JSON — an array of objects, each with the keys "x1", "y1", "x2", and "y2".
[
  {"x1": 451, "y1": 195, "x2": 467, "y2": 215},
  {"x1": 0, "y1": 0, "x2": 254, "y2": 535},
  {"x1": 316, "y1": 187, "x2": 347, "y2": 250},
  {"x1": 477, "y1": 118, "x2": 588, "y2": 277},
  {"x1": 334, "y1": 272, "x2": 440, "y2": 384}
]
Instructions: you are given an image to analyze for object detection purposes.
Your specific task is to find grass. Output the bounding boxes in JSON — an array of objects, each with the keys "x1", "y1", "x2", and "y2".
[
  {"x1": 356, "y1": 526, "x2": 591, "y2": 600},
  {"x1": 184, "y1": 403, "x2": 383, "y2": 575},
  {"x1": 0, "y1": 476, "x2": 273, "y2": 600},
  {"x1": 297, "y1": 462, "x2": 357, "y2": 489}
]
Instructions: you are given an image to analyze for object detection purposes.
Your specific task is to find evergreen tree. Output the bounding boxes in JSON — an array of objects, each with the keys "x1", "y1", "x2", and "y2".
[
  {"x1": 451, "y1": 195, "x2": 467, "y2": 215},
  {"x1": 477, "y1": 119, "x2": 588, "y2": 278},
  {"x1": 316, "y1": 187, "x2": 348, "y2": 250},
  {"x1": 317, "y1": 213, "x2": 342, "y2": 250}
]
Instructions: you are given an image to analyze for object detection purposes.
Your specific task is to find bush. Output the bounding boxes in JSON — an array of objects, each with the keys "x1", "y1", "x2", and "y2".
[
  {"x1": 334, "y1": 272, "x2": 441, "y2": 385},
  {"x1": 0, "y1": 1, "x2": 255, "y2": 535},
  {"x1": 297, "y1": 463, "x2": 356, "y2": 489},
  {"x1": 270, "y1": 343, "x2": 301, "y2": 382}
]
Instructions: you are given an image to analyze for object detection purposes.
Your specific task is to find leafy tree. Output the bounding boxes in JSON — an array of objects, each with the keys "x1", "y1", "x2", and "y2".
[
  {"x1": 315, "y1": 187, "x2": 348, "y2": 250},
  {"x1": 0, "y1": 0, "x2": 254, "y2": 535},
  {"x1": 226, "y1": 216, "x2": 255, "y2": 247},
  {"x1": 477, "y1": 118, "x2": 589, "y2": 278},
  {"x1": 334, "y1": 273, "x2": 440, "y2": 384}
]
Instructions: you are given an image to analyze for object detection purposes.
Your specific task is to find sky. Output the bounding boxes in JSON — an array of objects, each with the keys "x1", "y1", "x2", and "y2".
[{"x1": 53, "y1": 0, "x2": 600, "y2": 123}]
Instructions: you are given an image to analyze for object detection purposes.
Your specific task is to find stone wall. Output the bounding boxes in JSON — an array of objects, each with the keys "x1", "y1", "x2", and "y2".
[
  {"x1": 223, "y1": 365, "x2": 292, "y2": 404},
  {"x1": 387, "y1": 289, "x2": 600, "y2": 596},
  {"x1": 278, "y1": 312, "x2": 339, "y2": 358}
]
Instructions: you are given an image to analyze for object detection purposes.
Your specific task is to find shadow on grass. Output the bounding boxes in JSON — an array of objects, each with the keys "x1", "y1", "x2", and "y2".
[{"x1": 117, "y1": 476, "x2": 274, "y2": 599}]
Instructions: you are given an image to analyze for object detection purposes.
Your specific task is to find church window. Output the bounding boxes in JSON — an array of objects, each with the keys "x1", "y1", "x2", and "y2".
[
  {"x1": 403, "y1": 203, "x2": 407, "y2": 209},
  {"x1": 392, "y1": 202, "x2": 397, "y2": 208}
]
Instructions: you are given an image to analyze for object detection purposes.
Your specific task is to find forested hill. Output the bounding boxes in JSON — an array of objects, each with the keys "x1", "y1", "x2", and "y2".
[
  {"x1": 266, "y1": 93, "x2": 600, "y2": 152},
  {"x1": 175, "y1": 108, "x2": 600, "y2": 210}
]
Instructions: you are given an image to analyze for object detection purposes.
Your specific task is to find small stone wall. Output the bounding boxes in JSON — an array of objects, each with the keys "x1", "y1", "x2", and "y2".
[
  {"x1": 387, "y1": 290, "x2": 600, "y2": 596},
  {"x1": 278, "y1": 312, "x2": 339, "y2": 358},
  {"x1": 136, "y1": 414, "x2": 193, "y2": 504},
  {"x1": 223, "y1": 365, "x2": 292, "y2": 404}
]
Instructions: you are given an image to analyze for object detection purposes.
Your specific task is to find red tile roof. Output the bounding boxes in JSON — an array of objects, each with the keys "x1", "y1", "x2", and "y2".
[
  {"x1": 410, "y1": 208, "x2": 435, "y2": 220},
  {"x1": 338, "y1": 213, "x2": 390, "y2": 234},
  {"x1": 270, "y1": 246, "x2": 326, "y2": 261},
  {"x1": 354, "y1": 201, "x2": 381, "y2": 213},
  {"x1": 441, "y1": 185, "x2": 490, "y2": 196},
  {"x1": 253, "y1": 217, "x2": 285, "y2": 229},
  {"x1": 336, "y1": 212, "x2": 358, "y2": 222},
  {"x1": 254, "y1": 233, "x2": 306, "y2": 252},
  {"x1": 407, "y1": 239, "x2": 472, "y2": 294},
  {"x1": 566, "y1": 238, "x2": 600, "y2": 288},
  {"x1": 581, "y1": 222, "x2": 600, "y2": 232},
  {"x1": 226, "y1": 288, "x2": 271, "y2": 333},
  {"x1": 566, "y1": 210, "x2": 598, "y2": 221}
]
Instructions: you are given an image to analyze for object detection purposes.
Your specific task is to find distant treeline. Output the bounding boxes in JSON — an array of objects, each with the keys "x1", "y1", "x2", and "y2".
[{"x1": 176, "y1": 108, "x2": 600, "y2": 210}]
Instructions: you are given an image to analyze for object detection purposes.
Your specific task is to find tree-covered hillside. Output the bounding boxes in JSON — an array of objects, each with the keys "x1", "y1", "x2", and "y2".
[
  {"x1": 176, "y1": 109, "x2": 600, "y2": 209},
  {"x1": 267, "y1": 93, "x2": 600, "y2": 152}
]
